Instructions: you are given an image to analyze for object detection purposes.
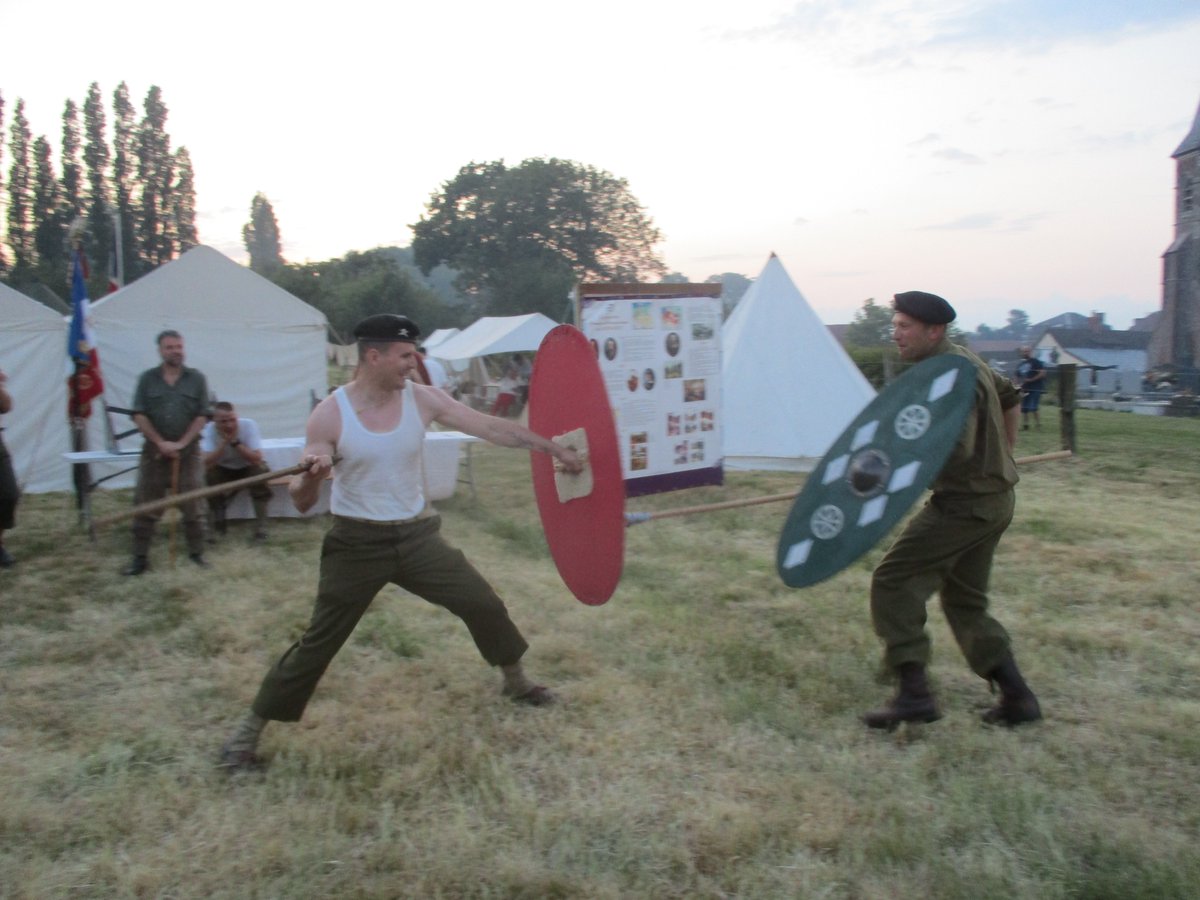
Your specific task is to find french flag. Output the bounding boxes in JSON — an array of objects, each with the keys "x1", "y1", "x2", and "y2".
[{"x1": 67, "y1": 249, "x2": 104, "y2": 417}]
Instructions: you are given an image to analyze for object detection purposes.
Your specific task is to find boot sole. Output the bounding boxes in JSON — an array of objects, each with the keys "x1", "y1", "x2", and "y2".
[{"x1": 863, "y1": 710, "x2": 943, "y2": 731}]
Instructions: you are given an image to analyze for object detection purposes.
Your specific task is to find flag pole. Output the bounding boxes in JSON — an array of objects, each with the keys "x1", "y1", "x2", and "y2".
[{"x1": 67, "y1": 220, "x2": 89, "y2": 518}]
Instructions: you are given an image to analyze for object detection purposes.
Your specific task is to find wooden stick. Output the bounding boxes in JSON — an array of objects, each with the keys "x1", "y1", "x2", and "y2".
[
  {"x1": 1012, "y1": 449, "x2": 1073, "y2": 465},
  {"x1": 92, "y1": 457, "x2": 337, "y2": 529},
  {"x1": 624, "y1": 450, "x2": 1073, "y2": 526}
]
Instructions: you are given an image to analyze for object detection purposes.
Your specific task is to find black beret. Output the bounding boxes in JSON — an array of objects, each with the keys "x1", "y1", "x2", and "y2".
[
  {"x1": 893, "y1": 291, "x2": 956, "y2": 325},
  {"x1": 353, "y1": 314, "x2": 421, "y2": 343}
]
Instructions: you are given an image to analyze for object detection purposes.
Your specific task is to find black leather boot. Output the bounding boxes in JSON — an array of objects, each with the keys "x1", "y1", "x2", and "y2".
[
  {"x1": 982, "y1": 656, "x2": 1042, "y2": 726},
  {"x1": 122, "y1": 555, "x2": 149, "y2": 576},
  {"x1": 863, "y1": 662, "x2": 942, "y2": 730}
]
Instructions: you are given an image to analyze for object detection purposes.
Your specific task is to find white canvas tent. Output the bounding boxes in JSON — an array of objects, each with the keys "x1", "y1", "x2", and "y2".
[
  {"x1": 0, "y1": 284, "x2": 72, "y2": 493},
  {"x1": 722, "y1": 254, "x2": 876, "y2": 471},
  {"x1": 86, "y1": 246, "x2": 328, "y2": 457},
  {"x1": 427, "y1": 313, "x2": 557, "y2": 364},
  {"x1": 421, "y1": 327, "x2": 461, "y2": 354}
]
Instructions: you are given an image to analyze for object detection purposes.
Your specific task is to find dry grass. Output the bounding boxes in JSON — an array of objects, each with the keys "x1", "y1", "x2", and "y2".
[{"x1": 1, "y1": 409, "x2": 1198, "y2": 898}]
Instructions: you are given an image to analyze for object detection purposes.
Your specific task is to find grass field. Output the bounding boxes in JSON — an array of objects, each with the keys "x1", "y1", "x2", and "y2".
[{"x1": 1, "y1": 408, "x2": 1198, "y2": 898}]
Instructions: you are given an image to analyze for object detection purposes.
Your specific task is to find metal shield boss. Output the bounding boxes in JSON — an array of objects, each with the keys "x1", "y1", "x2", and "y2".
[
  {"x1": 529, "y1": 324, "x2": 626, "y2": 605},
  {"x1": 776, "y1": 354, "x2": 977, "y2": 588}
]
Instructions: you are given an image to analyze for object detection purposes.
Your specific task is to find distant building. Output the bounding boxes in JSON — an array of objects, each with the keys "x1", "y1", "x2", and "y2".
[
  {"x1": 1148, "y1": 96, "x2": 1200, "y2": 380},
  {"x1": 1035, "y1": 313, "x2": 1152, "y2": 393},
  {"x1": 966, "y1": 338, "x2": 1023, "y2": 375},
  {"x1": 1131, "y1": 311, "x2": 1161, "y2": 333}
]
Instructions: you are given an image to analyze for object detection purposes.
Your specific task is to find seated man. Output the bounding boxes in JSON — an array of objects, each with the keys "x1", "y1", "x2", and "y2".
[{"x1": 200, "y1": 401, "x2": 271, "y2": 542}]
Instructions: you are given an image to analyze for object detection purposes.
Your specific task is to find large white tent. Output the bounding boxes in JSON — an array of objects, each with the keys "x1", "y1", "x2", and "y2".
[
  {"x1": 0, "y1": 284, "x2": 71, "y2": 493},
  {"x1": 87, "y1": 245, "x2": 328, "y2": 451},
  {"x1": 722, "y1": 254, "x2": 876, "y2": 471},
  {"x1": 428, "y1": 313, "x2": 557, "y2": 364}
]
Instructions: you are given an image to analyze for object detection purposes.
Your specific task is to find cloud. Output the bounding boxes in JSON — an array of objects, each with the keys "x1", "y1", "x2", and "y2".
[
  {"x1": 927, "y1": 0, "x2": 1200, "y2": 51},
  {"x1": 932, "y1": 147, "x2": 984, "y2": 164},
  {"x1": 920, "y1": 212, "x2": 1001, "y2": 230},
  {"x1": 733, "y1": 0, "x2": 1200, "y2": 63},
  {"x1": 919, "y1": 210, "x2": 1046, "y2": 231}
]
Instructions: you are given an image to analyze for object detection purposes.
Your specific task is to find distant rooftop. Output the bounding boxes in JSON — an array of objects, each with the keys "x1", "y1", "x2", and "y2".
[{"x1": 1046, "y1": 329, "x2": 1152, "y2": 351}]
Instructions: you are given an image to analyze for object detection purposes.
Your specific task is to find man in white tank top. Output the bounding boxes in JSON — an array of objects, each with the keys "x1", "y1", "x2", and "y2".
[{"x1": 219, "y1": 314, "x2": 582, "y2": 771}]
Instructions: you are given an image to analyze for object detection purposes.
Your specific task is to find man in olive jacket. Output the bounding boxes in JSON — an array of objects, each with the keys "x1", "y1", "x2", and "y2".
[
  {"x1": 863, "y1": 291, "x2": 1042, "y2": 730},
  {"x1": 123, "y1": 330, "x2": 210, "y2": 575}
]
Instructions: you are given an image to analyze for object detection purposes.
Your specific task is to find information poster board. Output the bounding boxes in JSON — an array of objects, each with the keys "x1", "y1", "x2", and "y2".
[{"x1": 578, "y1": 284, "x2": 723, "y2": 498}]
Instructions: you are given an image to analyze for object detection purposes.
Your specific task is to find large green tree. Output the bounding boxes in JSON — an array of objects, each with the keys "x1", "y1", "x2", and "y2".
[
  {"x1": 243, "y1": 192, "x2": 284, "y2": 276},
  {"x1": 843, "y1": 298, "x2": 894, "y2": 347},
  {"x1": 273, "y1": 249, "x2": 461, "y2": 341},
  {"x1": 704, "y1": 272, "x2": 752, "y2": 318},
  {"x1": 412, "y1": 158, "x2": 665, "y2": 318}
]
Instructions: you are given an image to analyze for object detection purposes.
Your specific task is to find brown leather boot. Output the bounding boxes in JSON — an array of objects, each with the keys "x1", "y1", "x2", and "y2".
[
  {"x1": 982, "y1": 656, "x2": 1042, "y2": 726},
  {"x1": 863, "y1": 662, "x2": 942, "y2": 730}
]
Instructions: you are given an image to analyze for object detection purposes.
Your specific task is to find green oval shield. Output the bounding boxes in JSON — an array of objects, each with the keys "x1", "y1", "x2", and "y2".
[{"x1": 776, "y1": 354, "x2": 977, "y2": 588}]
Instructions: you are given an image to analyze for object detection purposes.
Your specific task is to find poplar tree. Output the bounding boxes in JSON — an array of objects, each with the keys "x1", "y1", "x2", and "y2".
[
  {"x1": 83, "y1": 82, "x2": 115, "y2": 296},
  {"x1": 243, "y1": 192, "x2": 284, "y2": 276},
  {"x1": 172, "y1": 147, "x2": 197, "y2": 252},
  {"x1": 111, "y1": 83, "x2": 138, "y2": 280},
  {"x1": 6, "y1": 99, "x2": 33, "y2": 271},
  {"x1": 0, "y1": 91, "x2": 6, "y2": 273},
  {"x1": 61, "y1": 99, "x2": 83, "y2": 222},
  {"x1": 32, "y1": 135, "x2": 66, "y2": 274},
  {"x1": 135, "y1": 85, "x2": 174, "y2": 269}
]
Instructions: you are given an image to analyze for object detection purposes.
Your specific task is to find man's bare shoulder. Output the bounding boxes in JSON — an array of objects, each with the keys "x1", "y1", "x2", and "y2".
[
  {"x1": 307, "y1": 391, "x2": 343, "y2": 445},
  {"x1": 411, "y1": 380, "x2": 456, "y2": 424}
]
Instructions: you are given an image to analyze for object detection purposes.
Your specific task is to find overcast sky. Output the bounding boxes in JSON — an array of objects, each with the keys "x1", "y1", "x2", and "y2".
[{"x1": 3, "y1": 0, "x2": 1199, "y2": 328}]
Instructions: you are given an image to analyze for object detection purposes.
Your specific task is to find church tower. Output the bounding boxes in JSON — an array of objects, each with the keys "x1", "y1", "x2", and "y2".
[{"x1": 1149, "y1": 98, "x2": 1200, "y2": 374}]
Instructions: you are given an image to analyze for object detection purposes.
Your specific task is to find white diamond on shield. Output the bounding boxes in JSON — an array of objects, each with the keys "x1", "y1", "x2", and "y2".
[
  {"x1": 783, "y1": 539, "x2": 813, "y2": 569},
  {"x1": 822, "y1": 454, "x2": 849, "y2": 485},
  {"x1": 857, "y1": 496, "x2": 888, "y2": 526},
  {"x1": 887, "y1": 460, "x2": 921, "y2": 493},
  {"x1": 851, "y1": 420, "x2": 879, "y2": 450},
  {"x1": 928, "y1": 369, "x2": 958, "y2": 402}
]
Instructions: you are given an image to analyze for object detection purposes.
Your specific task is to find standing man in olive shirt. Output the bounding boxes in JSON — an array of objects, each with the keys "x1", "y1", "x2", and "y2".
[
  {"x1": 863, "y1": 292, "x2": 1042, "y2": 730},
  {"x1": 123, "y1": 330, "x2": 211, "y2": 575}
]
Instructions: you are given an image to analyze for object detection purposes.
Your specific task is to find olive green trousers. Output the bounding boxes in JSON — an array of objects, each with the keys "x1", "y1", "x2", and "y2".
[
  {"x1": 870, "y1": 490, "x2": 1015, "y2": 677},
  {"x1": 252, "y1": 515, "x2": 529, "y2": 721}
]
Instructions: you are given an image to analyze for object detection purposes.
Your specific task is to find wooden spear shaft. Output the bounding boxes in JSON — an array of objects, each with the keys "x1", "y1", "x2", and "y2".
[
  {"x1": 92, "y1": 458, "x2": 334, "y2": 529},
  {"x1": 624, "y1": 450, "x2": 1073, "y2": 526}
]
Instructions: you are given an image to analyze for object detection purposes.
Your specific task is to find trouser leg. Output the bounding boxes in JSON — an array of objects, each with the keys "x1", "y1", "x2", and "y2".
[
  {"x1": 249, "y1": 468, "x2": 272, "y2": 533},
  {"x1": 205, "y1": 468, "x2": 228, "y2": 533},
  {"x1": 252, "y1": 523, "x2": 391, "y2": 721},
  {"x1": 0, "y1": 439, "x2": 19, "y2": 531},
  {"x1": 870, "y1": 492, "x2": 1014, "y2": 674},
  {"x1": 938, "y1": 515, "x2": 1013, "y2": 677},
  {"x1": 180, "y1": 452, "x2": 205, "y2": 554},
  {"x1": 131, "y1": 448, "x2": 205, "y2": 556},
  {"x1": 131, "y1": 452, "x2": 168, "y2": 556},
  {"x1": 387, "y1": 516, "x2": 529, "y2": 667}
]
